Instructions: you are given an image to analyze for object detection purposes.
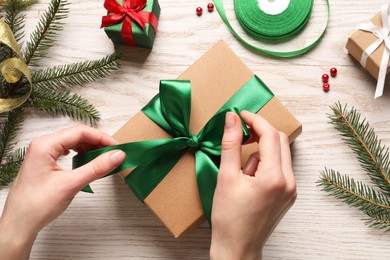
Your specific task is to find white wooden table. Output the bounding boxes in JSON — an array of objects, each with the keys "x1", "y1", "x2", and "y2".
[{"x1": 1, "y1": 0, "x2": 389, "y2": 259}]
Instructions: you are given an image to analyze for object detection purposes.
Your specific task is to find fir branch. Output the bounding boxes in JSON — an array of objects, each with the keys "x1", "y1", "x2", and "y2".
[
  {"x1": 4, "y1": 0, "x2": 37, "y2": 44},
  {"x1": 365, "y1": 212, "x2": 390, "y2": 232},
  {"x1": 27, "y1": 87, "x2": 100, "y2": 126},
  {"x1": 328, "y1": 102, "x2": 390, "y2": 195},
  {"x1": 0, "y1": 107, "x2": 24, "y2": 164},
  {"x1": 4, "y1": 0, "x2": 25, "y2": 44},
  {"x1": 32, "y1": 53, "x2": 121, "y2": 90},
  {"x1": 0, "y1": 147, "x2": 25, "y2": 187},
  {"x1": 318, "y1": 169, "x2": 390, "y2": 216},
  {"x1": 23, "y1": 0, "x2": 69, "y2": 65}
]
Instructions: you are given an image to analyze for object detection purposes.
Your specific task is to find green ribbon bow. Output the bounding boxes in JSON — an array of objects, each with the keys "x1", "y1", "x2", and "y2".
[{"x1": 73, "y1": 75, "x2": 274, "y2": 224}]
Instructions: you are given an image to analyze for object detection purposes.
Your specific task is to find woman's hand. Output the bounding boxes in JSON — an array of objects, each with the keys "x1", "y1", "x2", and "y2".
[
  {"x1": 210, "y1": 111, "x2": 297, "y2": 260},
  {"x1": 0, "y1": 125, "x2": 126, "y2": 260}
]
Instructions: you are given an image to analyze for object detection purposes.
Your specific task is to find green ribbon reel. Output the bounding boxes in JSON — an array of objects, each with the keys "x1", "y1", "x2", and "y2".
[{"x1": 213, "y1": 0, "x2": 330, "y2": 57}]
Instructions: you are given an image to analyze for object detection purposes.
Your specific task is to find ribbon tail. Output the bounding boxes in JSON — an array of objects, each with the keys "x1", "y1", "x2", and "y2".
[
  {"x1": 121, "y1": 16, "x2": 136, "y2": 46},
  {"x1": 374, "y1": 47, "x2": 389, "y2": 98},
  {"x1": 125, "y1": 150, "x2": 186, "y2": 201},
  {"x1": 73, "y1": 137, "x2": 190, "y2": 193},
  {"x1": 195, "y1": 151, "x2": 219, "y2": 225},
  {"x1": 101, "y1": 14, "x2": 125, "y2": 28},
  {"x1": 359, "y1": 38, "x2": 382, "y2": 68},
  {"x1": 140, "y1": 11, "x2": 159, "y2": 32}
]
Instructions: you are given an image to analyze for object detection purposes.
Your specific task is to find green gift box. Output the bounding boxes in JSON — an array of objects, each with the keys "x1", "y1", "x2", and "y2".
[{"x1": 101, "y1": 0, "x2": 160, "y2": 48}]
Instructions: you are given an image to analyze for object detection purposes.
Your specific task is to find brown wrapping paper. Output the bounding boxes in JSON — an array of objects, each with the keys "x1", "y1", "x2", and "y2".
[
  {"x1": 113, "y1": 41, "x2": 302, "y2": 238},
  {"x1": 346, "y1": 12, "x2": 390, "y2": 80}
]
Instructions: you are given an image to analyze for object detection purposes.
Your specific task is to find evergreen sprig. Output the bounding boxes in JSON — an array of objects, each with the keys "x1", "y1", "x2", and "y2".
[
  {"x1": 0, "y1": 107, "x2": 24, "y2": 161},
  {"x1": 32, "y1": 53, "x2": 120, "y2": 90},
  {"x1": 28, "y1": 87, "x2": 100, "y2": 125},
  {"x1": 0, "y1": 0, "x2": 120, "y2": 188},
  {"x1": 318, "y1": 102, "x2": 390, "y2": 231},
  {"x1": 0, "y1": 147, "x2": 25, "y2": 186},
  {"x1": 23, "y1": 0, "x2": 69, "y2": 65},
  {"x1": 4, "y1": 0, "x2": 36, "y2": 44}
]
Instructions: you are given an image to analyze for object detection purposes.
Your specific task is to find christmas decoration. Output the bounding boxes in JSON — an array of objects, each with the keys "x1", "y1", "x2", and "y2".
[
  {"x1": 196, "y1": 7, "x2": 202, "y2": 16},
  {"x1": 0, "y1": 0, "x2": 120, "y2": 187},
  {"x1": 207, "y1": 3, "x2": 214, "y2": 12},
  {"x1": 330, "y1": 67, "x2": 337, "y2": 77},
  {"x1": 101, "y1": 0, "x2": 160, "y2": 48},
  {"x1": 322, "y1": 82, "x2": 330, "y2": 92},
  {"x1": 318, "y1": 102, "x2": 390, "y2": 232},
  {"x1": 322, "y1": 73, "x2": 329, "y2": 83}
]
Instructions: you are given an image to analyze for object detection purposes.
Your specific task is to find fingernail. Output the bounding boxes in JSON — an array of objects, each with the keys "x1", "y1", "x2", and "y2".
[
  {"x1": 225, "y1": 112, "x2": 236, "y2": 129},
  {"x1": 110, "y1": 150, "x2": 126, "y2": 166}
]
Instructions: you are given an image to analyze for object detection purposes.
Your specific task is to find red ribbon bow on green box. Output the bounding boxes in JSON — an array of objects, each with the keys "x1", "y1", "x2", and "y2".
[{"x1": 101, "y1": 0, "x2": 159, "y2": 46}]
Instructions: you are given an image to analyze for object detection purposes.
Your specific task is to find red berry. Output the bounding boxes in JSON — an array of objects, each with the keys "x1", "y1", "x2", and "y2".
[
  {"x1": 196, "y1": 7, "x2": 203, "y2": 16},
  {"x1": 322, "y1": 73, "x2": 329, "y2": 83},
  {"x1": 207, "y1": 3, "x2": 214, "y2": 12},
  {"x1": 330, "y1": 67, "x2": 337, "y2": 77},
  {"x1": 323, "y1": 82, "x2": 330, "y2": 92}
]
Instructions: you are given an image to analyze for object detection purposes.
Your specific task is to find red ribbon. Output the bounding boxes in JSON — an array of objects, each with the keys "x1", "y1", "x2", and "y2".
[{"x1": 101, "y1": 0, "x2": 159, "y2": 46}]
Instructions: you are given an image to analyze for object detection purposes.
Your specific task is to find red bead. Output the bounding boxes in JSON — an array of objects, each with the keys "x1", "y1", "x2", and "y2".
[
  {"x1": 322, "y1": 73, "x2": 329, "y2": 83},
  {"x1": 196, "y1": 7, "x2": 203, "y2": 16},
  {"x1": 323, "y1": 82, "x2": 330, "y2": 92},
  {"x1": 207, "y1": 3, "x2": 214, "y2": 12},
  {"x1": 330, "y1": 67, "x2": 337, "y2": 77}
]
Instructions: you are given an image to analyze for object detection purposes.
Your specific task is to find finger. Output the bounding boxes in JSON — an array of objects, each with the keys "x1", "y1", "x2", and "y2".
[
  {"x1": 243, "y1": 152, "x2": 259, "y2": 176},
  {"x1": 44, "y1": 125, "x2": 118, "y2": 160},
  {"x1": 279, "y1": 132, "x2": 296, "y2": 187},
  {"x1": 70, "y1": 150, "x2": 126, "y2": 190},
  {"x1": 240, "y1": 111, "x2": 282, "y2": 176},
  {"x1": 243, "y1": 128, "x2": 258, "y2": 144},
  {"x1": 219, "y1": 112, "x2": 243, "y2": 177}
]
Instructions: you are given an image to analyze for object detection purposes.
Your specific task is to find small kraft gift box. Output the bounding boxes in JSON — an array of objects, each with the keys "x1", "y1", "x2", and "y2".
[
  {"x1": 101, "y1": 0, "x2": 160, "y2": 48},
  {"x1": 73, "y1": 40, "x2": 302, "y2": 238},
  {"x1": 346, "y1": 4, "x2": 390, "y2": 98}
]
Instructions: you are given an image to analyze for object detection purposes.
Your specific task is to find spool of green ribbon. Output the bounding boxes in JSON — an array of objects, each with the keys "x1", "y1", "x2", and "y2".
[{"x1": 213, "y1": 0, "x2": 330, "y2": 57}]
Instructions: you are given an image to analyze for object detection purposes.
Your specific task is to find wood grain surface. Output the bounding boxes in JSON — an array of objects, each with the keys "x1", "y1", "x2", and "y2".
[{"x1": 1, "y1": 0, "x2": 389, "y2": 259}]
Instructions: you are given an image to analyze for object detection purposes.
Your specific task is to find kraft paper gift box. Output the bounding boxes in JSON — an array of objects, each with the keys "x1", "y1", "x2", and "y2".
[
  {"x1": 346, "y1": 9, "x2": 390, "y2": 83},
  {"x1": 102, "y1": 0, "x2": 160, "y2": 48},
  {"x1": 108, "y1": 41, "x2": 302, "y2": 238}
]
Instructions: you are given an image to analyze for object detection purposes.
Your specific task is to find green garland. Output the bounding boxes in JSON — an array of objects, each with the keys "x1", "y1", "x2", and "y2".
[
  {"x1": 318, "y1": 102, "x2": 390, "y2": 231},
  {"x1": 0, "y1": 0, "x2": 120, "y2": 187}
]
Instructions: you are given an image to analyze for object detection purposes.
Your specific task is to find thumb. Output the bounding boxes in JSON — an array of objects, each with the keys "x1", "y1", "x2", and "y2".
[
  {"x1": 71, "y1": 150, "x2": 126, "y2": 189},
  {"x1": 219, "y1": 112, "x2": 243, "y2": 177}
]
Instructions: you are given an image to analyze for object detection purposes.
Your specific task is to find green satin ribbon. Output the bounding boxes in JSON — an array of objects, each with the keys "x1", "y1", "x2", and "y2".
[
  {"x1": 73, "y1": 75, "x2": 274, "y2": 224},
  {"x1": 213, "y1": 0, "x2": 330, "y2": 57}
]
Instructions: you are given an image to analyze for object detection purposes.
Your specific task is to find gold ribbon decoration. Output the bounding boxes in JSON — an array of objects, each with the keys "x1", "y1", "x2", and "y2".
[{"x1": 0, "y1": 20, "x2": 32, "y2": 113}]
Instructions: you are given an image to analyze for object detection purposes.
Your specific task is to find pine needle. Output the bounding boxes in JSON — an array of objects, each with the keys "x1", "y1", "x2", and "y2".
[
  {"x1": 318, "y1": 102, "x2": 390, "y2": 231},
  {"x1": 28, "y1": 87, "x2": 100, "y2": 126},
  {"x1": 0, "y1": 107, "x2": 24, "y2": 163},
  {"x1": 328, "y1": 102, "x2": 390, "y2": 195},
  {"x1": 23, "y1": 0, "x2": 69, "y2": 65},
  {"x1": 318, "y1": 169, "x2": 390, "y2": 216},
  {"x1": 32, "y1": 53, "x2": 120, "y2": 90},
  {"x1": 0, "y1": 147, "x2": 25, "y2": 187}
]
